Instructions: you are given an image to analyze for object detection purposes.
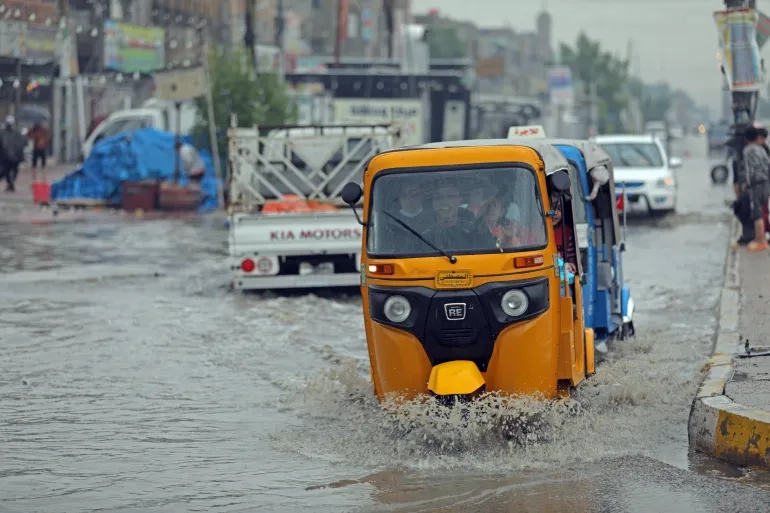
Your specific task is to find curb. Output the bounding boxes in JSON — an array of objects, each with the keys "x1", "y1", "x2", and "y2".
[{"x1": 688, "y1": 217, "x2": 770, "y2": 469}]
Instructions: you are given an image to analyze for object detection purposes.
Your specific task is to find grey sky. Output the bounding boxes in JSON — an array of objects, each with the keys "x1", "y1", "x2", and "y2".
[{"x1": 412, "y1": 0, "x2": 737, "y2": 108}]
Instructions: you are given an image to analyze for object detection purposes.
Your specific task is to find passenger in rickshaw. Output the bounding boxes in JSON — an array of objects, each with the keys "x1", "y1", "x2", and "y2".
[
  {"x1": 476, "y1": 196, "x2": 508, "y2": 246},
  {"x1": 421, "y1": 182, "x2": 497, "y2": 250},
  {"x1": 550, "y1": 192, "x2": 578, "y2": 274},
  {"x1": 465, "y1": 185, "x2": 487, "y2": 216},
  {"x1": 501, "y1": 203, "x2": 545, "y2": 246}
]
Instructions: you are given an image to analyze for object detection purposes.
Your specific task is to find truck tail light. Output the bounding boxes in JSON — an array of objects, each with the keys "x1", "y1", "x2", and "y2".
[{"x1": 241, "y1": 258, "x2": 256, "y2": 273}]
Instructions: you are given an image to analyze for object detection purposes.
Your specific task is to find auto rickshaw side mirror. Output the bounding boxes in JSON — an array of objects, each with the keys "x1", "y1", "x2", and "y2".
[
  {"x1": 548, "y1": 169, "x2": 571, "y2": 193},
  {"x1": 341, "y1": 182, "x2": 366, "y2": 226}
]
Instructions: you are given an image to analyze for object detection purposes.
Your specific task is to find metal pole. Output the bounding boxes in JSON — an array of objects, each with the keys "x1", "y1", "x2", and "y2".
[
  {"x1": 244, "y1": 0, "x2": 257, "y2": 71},
  {"x1": 52, "y1": 78, "x2": 62, "y2": 162},
  {"x1": 13, "y1": 59, "x2": 21, "y2": 114},
  {"x1": 275, "y1": 0, "x2": 284, "y2": 78},
  {"x1": 173, "y1": 101, "x2": 182, "y2": 183},
  {"x1": 200, "y1": 25, "x2": 224, "y2": 208}
]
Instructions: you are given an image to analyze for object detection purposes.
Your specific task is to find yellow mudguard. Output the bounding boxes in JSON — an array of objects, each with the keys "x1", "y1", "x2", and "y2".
[
  {"x1": 585, "y1": 328, "x2": 595, "y2": 375},
  {"x1": 427, "y1": 361, "x2": 485, "y2": 396}
]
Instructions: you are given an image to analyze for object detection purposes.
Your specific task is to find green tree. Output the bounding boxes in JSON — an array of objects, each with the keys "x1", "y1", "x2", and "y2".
[
  {"x1": 628, "y1": 79, "x2": 672, "y2": 123},
  {"x1": 426, "y1": 26, "x2": 467, "y2": 59},
  {"x1": 192, "y1": 47, "x2": 296, "y2": 175},
  {"x1": 559, "y1": 32, "x2": 630, "y2": 133}
]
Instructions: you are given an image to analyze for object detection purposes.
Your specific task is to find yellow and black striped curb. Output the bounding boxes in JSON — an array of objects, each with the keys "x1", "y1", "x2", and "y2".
[{"x1": 688, "y1": 218, "x2": 770, "y2": 469}]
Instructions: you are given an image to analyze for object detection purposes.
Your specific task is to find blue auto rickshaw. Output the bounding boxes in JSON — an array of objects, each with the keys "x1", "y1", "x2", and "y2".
[
  {"x1": 507, "y1": 128, "x2": 634, "y2": 352},
  {"x1": 552, "y1": 140, "x2": 635, "y2": 349}
]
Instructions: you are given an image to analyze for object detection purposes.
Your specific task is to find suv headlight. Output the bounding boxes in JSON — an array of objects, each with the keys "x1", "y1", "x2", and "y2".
[
  {"x1": 501, "y1": 289, "x2": 528, "y2": 317},
  {"x1": 656, "y1": 176, "x2": 674, "y2": 187},
  {"x1": 384, "y1": 295, "x2": 411, "y2": 323}
]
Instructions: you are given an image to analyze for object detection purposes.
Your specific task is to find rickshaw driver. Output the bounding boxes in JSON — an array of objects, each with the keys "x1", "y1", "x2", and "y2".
[
  {"x1": 396, "y1": 182, "x2": 428, "y2": 224},
  {"x1": 421, "y1": 182, "x2": 497, "y2": 250}
]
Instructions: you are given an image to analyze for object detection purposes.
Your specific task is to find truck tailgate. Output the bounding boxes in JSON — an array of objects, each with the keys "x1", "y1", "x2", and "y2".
[{"x1": 229, "y1": 211, "x2": 363, "y2": 255}]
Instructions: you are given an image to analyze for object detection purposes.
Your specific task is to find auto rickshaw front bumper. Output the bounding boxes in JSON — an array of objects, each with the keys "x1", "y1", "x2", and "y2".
[{"x1": 427, "y1": 360, "x2": 486, "y2": 397}]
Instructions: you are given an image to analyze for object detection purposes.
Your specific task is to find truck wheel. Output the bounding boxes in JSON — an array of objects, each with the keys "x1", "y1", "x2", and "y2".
[{"x1": 711, "y1": 165, "x2": 729, "y2": 184}]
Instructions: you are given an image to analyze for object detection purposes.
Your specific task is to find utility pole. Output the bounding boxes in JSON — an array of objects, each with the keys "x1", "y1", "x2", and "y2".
[
  {"x1": 383, "y1": 0, "x2": 394, "y2": 60},
  {"x1": 335, "y1": 0, "x2": 349, "y2": 65},
  {"x1": 275, "y1": 0, "x2": 284, "y2": 77},
  {"x1": 244, "y1": 0, "x2": 258, "y2": 71}
]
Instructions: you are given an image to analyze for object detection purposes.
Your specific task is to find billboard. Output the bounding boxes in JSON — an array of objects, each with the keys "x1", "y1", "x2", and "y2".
[
  {"x1": 25, "y1": 26, "x2": 57, "y2": 60},
  {"x1": 103, "y1": 20, "x2": 165, "y2": 73},
  {"x1": 0, "y1": 21, "x2": 25, "y2": 58},
  {"x1": 331, "y1": 98, "x2": 424, "y2": 146},
  {"x1": 714, "y1": 8, "x2": 763, "y2": 92},
  {"x1": 547, "y1": 66, "x2": 574, "y2": 107}
]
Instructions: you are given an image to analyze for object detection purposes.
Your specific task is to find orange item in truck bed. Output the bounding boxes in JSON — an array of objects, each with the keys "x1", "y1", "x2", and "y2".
[{"x1": 262, "y1": 195, "x2": 338, "y2": 213}]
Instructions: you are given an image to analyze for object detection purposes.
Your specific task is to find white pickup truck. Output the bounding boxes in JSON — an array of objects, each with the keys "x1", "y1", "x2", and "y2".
[{"x1": 227, "y1": 123, "x2": 401, "y2": 291}]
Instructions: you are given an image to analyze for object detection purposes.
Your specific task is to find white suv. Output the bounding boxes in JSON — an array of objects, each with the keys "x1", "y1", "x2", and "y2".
[{"x1": 592, "y1": 134, "x2": 681, "y2": 217}]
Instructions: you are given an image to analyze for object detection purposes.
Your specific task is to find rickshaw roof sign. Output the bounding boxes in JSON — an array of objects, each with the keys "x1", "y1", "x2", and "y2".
[{"x1": 507, "y1": 125, "x2": 546, "y2": 138}]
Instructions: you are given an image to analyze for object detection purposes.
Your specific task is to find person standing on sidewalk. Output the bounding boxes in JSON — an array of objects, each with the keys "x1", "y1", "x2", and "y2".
[
  {"x1": 26, "y1": 122, "x2": 50, "y2": 170},
  {"x1": 740, "y1": 126, "x2": 770, "y2": 251},
  {"x1": 0, "y1": 116, "x2": 28, "y2": 192}
]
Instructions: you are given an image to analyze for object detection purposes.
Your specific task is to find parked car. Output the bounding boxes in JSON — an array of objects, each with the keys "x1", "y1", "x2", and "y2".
[
  {"x1": 81, "y1": 99, "x2": 198, "y2": 160},
  {"x1": 592, "y1": 134, "x2": 681, "y2": 217}
]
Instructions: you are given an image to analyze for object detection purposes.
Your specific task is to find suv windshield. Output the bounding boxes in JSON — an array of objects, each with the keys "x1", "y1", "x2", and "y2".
[
  {"x1": 367, "y1": 166, "x2": 547, "y2": 257},
  {"x1": 599, "y1": 142, "x2": 664, "y2": 168}
]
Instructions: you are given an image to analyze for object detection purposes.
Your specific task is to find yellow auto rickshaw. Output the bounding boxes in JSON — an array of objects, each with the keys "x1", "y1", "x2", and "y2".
[{"x1": 340, "y1": 139, "x2": 595, "y2": 404}]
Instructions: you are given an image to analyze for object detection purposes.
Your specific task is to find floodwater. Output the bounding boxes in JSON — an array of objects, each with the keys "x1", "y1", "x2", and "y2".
[{"x1": 1, "y1": 137, "x2": 769, "y2": 512}]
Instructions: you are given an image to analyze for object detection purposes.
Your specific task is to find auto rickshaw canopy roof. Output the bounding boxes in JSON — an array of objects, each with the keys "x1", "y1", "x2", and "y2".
[{"x1": 375, "y1": 138, "x2": 570, "y2": 177}]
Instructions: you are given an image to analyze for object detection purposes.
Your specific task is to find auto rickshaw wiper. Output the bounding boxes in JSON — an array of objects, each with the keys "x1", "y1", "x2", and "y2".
[{"x1": 382, "y1": 210, "x2": 457, "y2": 263}]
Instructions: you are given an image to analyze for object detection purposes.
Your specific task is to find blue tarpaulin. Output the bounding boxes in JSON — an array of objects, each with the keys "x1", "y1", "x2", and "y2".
[{"x1": 50, "y1": 128, "x2": 220, "y2": 212}]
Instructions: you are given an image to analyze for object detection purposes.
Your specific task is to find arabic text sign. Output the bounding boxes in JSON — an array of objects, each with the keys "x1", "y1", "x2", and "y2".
[
  {"x1": 103, "y1": 20, "x2": 165, "y2": 73},
  {"x1": 331, "y1": 99, "x2": 423, "y2": 146},
  {"x1": 714, "y1": 8, "x2": 763, "y2": 92},
  {"x1": 507, "y1": 125, "x2": 546, "y2": 139},
  {"x1": 154, "y1": 67, "x2": 206, "y2": 101},
  {"x1": 25, "y1": 26, "x2": 57, "y2": 60}
]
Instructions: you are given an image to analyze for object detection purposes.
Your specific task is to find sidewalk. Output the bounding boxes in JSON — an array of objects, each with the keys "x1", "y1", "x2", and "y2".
[
  {"x1": 0, "y1": 162, "x2": 75, "y2": 205},
  {"x1": 689, "y1": 219, "x2": 770, "y2": 469}
]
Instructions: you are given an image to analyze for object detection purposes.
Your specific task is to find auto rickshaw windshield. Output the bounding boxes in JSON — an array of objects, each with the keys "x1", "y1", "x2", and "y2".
[{"x1": 367, "y1": 166, "x2": 548, "y2": 257}]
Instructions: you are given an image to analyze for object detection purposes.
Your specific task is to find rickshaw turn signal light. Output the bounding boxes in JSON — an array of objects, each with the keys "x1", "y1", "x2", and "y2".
[
  {"x1": 368, "y1": 263, "x2": 395, "y2": 275},
  {"x1": 514, "y1": 255, "x2": 545, "y2": 268}
]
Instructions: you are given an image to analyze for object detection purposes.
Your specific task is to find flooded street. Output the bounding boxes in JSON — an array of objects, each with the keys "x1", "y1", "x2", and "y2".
[{"x1": 2, "y1": 137, "x2": 769, "y2": 512}]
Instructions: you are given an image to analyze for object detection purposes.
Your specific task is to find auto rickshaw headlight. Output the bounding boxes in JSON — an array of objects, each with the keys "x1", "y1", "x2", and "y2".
[
  {"x1": 501, "y1": 289, "x2": 528, "y2": 317},
  {"x1": 384, "y1": 295, "x2": 411, "y2": 323}
]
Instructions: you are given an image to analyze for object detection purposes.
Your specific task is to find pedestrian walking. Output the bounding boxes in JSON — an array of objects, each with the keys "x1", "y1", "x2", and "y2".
[
  {"x1": 27, "y1": 122, "x2": 50, "y2": 170},
  {"x1": 0, "y1": 116, "x2": 28, "y2": 192},
  {"x1": 739, "y1": 126, "x2": 770, "y2": 251}
]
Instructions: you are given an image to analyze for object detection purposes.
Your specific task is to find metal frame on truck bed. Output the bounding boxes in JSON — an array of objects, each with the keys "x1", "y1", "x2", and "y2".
[{"x1": 227, "y1": 122, "x2": 402, "y2": 291}]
